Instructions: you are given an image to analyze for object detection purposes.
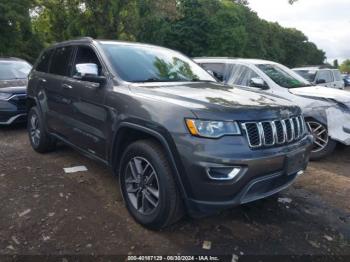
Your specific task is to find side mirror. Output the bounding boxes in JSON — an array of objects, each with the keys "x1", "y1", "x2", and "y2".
[
  {"x1": 316, "y1": 79, "x2": 326, "y2": 84},
  {"x1": 74, "y1": 63, "x2": 106, "y2": 84},
  {"x1": 250, "y1": 77, "x2": 268, "y2": 89}
]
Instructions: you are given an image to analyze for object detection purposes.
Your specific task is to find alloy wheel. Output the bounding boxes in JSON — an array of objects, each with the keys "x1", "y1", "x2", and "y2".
[
  {"x1": 29, "y1": 113, "x2": 41, "y2": 147},
  {"x1": 125, "y1": 157, "x2": 160, "y2": 215},
  {"x1": 307, "y1": 121, "x2": 329, "y2": 153}
]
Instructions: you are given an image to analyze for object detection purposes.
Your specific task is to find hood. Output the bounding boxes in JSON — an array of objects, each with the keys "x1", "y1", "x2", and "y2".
[
  {"x1": 129, "y1": 82, "x2": 300, "y2": 120},
  {"x1": 289, "y1": 86, "x2": 350, "y2": 104},
  {"x1": 0, "y1": 79, "x2": 27, "y2": 94}
]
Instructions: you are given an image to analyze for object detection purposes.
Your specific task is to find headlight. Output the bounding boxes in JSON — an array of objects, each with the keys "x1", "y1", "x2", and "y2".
[
  {"x1": 0, "y1": 92, "x2": 12, "y2": 100},
  {"x1": 185, "y1": 119, "x2": 241, "y2": 138}
]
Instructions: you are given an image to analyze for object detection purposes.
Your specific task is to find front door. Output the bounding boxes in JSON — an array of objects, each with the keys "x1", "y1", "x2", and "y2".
[
  {"x1": 315, "y1": 70, "x2": 334, "y2": 88},
  {"x1": 66, "y1": 45, "x2": 109, "y2": 159}
]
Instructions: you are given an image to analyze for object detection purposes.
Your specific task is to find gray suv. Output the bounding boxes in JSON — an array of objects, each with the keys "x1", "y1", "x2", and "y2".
[{"x1": 27, "y1": 38, "x2": 313, "y2": 229}]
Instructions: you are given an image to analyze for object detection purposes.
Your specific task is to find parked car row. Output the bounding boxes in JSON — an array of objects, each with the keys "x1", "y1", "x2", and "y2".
[
  {"x1": 0, "y1": 57, "x2": 31, "y2": 125},
  {"x1": 292, "y1": 66, "x2": 344, "y2": 89},
  {"x1": 195, "y1": 58, "x2": 350, "y2": 160},
  {"x1": 0, "y1": 38, "x2": 347, "y2": 229}
]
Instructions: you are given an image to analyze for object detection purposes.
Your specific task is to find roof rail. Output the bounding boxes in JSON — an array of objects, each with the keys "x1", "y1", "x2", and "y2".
[
  {"x1": 75, "y1": 36, "x2": 94, "y2": 41},
  {"x1": 297, "y1": 64, "x2": 334, "y2": 69},
  {"x1": 193, "y1": 57, "x2": 237, "y2": 60},
  {"x1": 0, "y1": 56, "x2": 23, "y2": 60}
]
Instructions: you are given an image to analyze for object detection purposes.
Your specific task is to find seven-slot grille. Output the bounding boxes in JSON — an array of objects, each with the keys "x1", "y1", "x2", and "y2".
[{"x1": 242, "y1": 116, "x2": 306, "y2": 148}]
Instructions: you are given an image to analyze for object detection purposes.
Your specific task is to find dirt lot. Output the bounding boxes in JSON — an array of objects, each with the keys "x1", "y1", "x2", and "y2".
[{"x1": 0, "y1": 125, "x2": 349, "y2": 257}]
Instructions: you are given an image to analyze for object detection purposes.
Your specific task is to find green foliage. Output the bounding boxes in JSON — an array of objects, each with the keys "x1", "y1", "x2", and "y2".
[
  {"x1": 0, "y1": 0, "x2": 43, "y2": 62},
  {"x1": 0, "y1": 0, "x2": 328, "y2": 67},
  {"x1": 333, "y1": 59, "x2": 339, "y2": 68},
  {"x1": 340, "y1": 60, "x2": 350, "y2": 73}
]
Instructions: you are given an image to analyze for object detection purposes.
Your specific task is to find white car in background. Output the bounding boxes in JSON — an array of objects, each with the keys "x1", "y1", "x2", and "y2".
[
  {"x1": 293, "y1": 66, "x2": 344, "y2": 89},
  {"x1": 195, "y1": 57, "x2": 350, "y2": 160}
]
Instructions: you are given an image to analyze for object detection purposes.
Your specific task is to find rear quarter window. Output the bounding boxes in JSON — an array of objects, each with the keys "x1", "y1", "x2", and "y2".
[{"x1": 36, "y1": 49, "x2": 54, "y2": 73}]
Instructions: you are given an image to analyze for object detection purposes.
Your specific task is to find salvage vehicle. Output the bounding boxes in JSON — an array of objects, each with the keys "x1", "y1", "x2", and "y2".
[
  {"x1": 195, "y1": 58, "x2": 350, "y2": 160},
  {"x1": 293, "y1": 66, "x2": 344, "y2": 89},
  {"x1": 27, "y1": 38, "x2": 313, "y2": 229},
  {"x1": 0, "y1": 57, "x2": 32, "y2": 125}
]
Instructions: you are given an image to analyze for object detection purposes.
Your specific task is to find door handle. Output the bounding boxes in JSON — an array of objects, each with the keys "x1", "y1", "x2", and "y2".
[
  {"x1": 62, "y1": 84, "x2": 73, "y2": 90},
  {"x1": 39, "y1": 78, "x2": 47, "y2": 83}
]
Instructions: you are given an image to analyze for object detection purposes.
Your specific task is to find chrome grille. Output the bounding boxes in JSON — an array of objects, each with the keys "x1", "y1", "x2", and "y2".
[{"x1": 242, "y1": 116, "x2": 306, "y2": 148}]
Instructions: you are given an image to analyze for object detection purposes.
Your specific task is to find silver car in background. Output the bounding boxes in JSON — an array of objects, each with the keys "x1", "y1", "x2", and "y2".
[
  {"x1": 195, "y1": 57, "x2": 350, "y2": 160},
  {"x1": 293, "y1": 66, "x2": 344, "y2": 89}
]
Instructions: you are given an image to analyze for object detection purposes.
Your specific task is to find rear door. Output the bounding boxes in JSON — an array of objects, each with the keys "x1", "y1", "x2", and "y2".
[
  {"x1": 65, "y1": 45, "x2": 109, "y2": 159},
  {"x1": 45, "y1": 45, "x2": 75, "y2": 138}
]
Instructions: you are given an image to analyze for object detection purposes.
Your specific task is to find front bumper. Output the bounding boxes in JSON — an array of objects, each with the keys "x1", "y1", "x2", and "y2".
[
  {"x1": 326, "y1": 107, "x2": 350, "y2": 145},
  {"x1": 0, "y1": 94, "x2": 27, "y2": 125},
  {"x1": 173, "y1": 133, "x2": 313, "y2": 216}
]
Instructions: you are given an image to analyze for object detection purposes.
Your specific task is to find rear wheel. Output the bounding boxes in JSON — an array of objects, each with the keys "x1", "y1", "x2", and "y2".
[
  {"x1": 307, "y1": 120, "x2": 336, "y2": 160},
  {"x1": 119, "y1": 140, "x2": 183, "y2": 229},
  {"x1": 27, "y1": 107, "x2": 56, "y2": 153}
]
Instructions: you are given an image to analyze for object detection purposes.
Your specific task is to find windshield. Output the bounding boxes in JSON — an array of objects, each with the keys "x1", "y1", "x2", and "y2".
[
  {"x1": 100, "y1": 42, "x2": 216, "y2": 83},
  {"x1": 293, "y1": 69, "x2": 317, "y2": 82},
  {"x1": 0, "y1": 61, "x2": 32, "y2": 80},
  {"x1": 257, "y1": 64, "x2": 311, "y2": 88}
]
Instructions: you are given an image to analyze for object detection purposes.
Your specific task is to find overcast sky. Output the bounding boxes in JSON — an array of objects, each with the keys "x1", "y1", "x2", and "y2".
[{"x1": 248, "y1": 0, "x2": 350, "y2": 64}]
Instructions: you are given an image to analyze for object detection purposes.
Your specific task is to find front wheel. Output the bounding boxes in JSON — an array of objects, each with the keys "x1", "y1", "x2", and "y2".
[
  {"x1": 306, "y1": 120, "x2": 337, "y2": 160},
  {"x1": 119, "y1": 140, "x2": 183, "y2": 229}
]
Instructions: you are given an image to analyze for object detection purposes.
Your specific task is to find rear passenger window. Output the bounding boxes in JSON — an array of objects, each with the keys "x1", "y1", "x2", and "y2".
[
  {"x1": 50, "y1": 46, "x2": 74, "y2": 76},
  {"x1": 317, "y1": 70, "x2": 333, "y2": 83},
  {"x1": 226, "y1": 64, "x2": 259, "y2": 87},
  {"x1": 36, "y1": 49, "x2": 53, "y2": 73},
  {"x1": 200, "y1": 63, "x2": 226, "y2": 82}
]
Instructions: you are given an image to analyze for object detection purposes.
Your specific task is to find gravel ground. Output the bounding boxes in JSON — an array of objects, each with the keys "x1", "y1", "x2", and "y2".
[{"x1": 0, "y1": 125, "x2": 349, "y2": 257}]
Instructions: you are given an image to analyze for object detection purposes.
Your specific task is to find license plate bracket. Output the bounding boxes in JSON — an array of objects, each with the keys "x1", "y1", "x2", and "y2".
[{"x1": 286, "y1": 150, "x2": 306, "y2": 176}]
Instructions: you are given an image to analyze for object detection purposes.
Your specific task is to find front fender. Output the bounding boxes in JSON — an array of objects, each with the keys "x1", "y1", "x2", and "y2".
[{"x1": 109, "y1": 120, "x2": 191, "y2": 202}]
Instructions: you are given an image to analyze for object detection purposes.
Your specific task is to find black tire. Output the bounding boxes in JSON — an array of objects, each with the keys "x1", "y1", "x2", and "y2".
[
  {"x1": 119, "y1": 139, "x2": 184, "y2": 229},
  {"x1": 307, "y1": 120, "x2": 337, "y2": 161},
  {"x1": 27, "y1": 107, "x2": 56, "y2": 153}
]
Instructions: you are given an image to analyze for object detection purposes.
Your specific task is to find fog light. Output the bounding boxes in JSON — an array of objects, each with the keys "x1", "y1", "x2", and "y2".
[
  {"x1": 206, "y1": 167, "x2": 241, "y2": 181},
  {"x1": 297, "y1": 170, "x2": 304, "y2": 176}
]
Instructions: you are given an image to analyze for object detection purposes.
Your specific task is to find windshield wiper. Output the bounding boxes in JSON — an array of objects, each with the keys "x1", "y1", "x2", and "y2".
[
  {"x1": 132, "y1": 78, "x2": 217, "y2": 83},
  {"x1": 132, "y1": 78, "x2": 174, "y2": 83},
  {"x1": 189, "y1": 79, "x2": 217, "y2": 83}
]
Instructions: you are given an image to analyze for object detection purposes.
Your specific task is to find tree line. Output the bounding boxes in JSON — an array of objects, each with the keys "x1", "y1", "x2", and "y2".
[{"x1": 0, "y1": 0, "x2": 327, "y2": 68}]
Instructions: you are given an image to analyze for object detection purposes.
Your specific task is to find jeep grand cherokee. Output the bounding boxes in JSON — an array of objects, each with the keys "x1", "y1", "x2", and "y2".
[{"x1": 27, "y1": 38, "x2": 313, "y2": 229}]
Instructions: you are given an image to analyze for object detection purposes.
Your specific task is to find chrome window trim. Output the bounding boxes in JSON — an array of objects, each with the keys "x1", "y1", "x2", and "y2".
[{"x1": 2, "y1": 93, "x2": 27, "y2": 101}]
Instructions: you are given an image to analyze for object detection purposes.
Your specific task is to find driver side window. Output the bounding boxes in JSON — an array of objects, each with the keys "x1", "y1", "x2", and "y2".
[
  {"x1": 316, "y1": 70, "x2": 333, "y2": 83},
  {"x1": 72, "y1": 46, "x2": 103, "y2": 78}
]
